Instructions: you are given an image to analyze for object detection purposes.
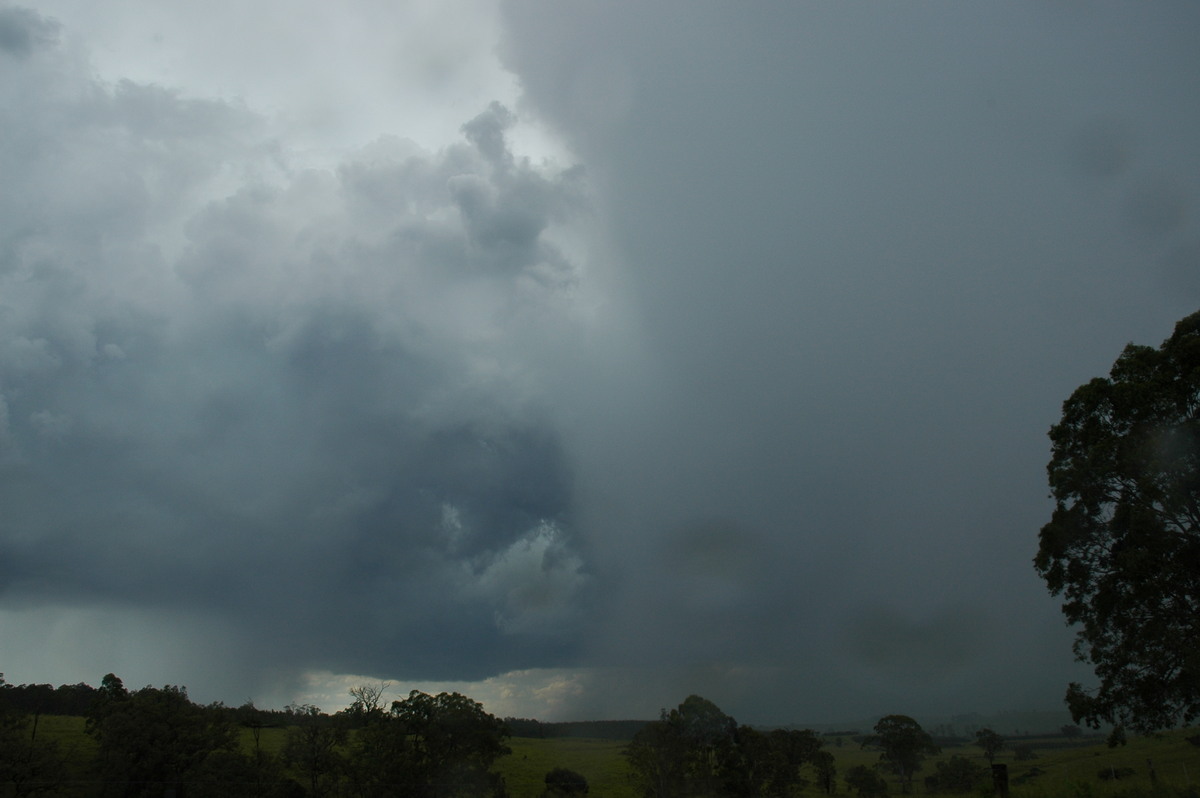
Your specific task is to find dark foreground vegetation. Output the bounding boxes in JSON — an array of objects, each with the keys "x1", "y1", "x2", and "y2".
[
  {"x1": 1, "y1": 673, "x2": 510, "y2": 797},
  {"x1": 1035, "y1": 309, "x2": 1200, "y2": 743},
  {"x1": 4, "y1": 675, "x2": 1199, "y2": 797}
]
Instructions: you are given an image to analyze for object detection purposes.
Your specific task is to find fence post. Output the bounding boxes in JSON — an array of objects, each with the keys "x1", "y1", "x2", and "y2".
[{"x1": 991, "y1": 763, "x2": 1009, "y2": 798}]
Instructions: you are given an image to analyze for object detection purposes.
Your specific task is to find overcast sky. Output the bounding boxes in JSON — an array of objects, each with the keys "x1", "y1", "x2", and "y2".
[{"x1": 1, "y1": 1, "x2": 1198, "y2": 726}]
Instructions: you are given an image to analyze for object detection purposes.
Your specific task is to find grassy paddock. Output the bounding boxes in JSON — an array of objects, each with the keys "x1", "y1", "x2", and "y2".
[
  {"x1": 826, "y1": 728, "x2": 1200, "y2": 796},
  {"x1": 497, "y1": 737, "x2": 638, "y2": 798},
  {"x1": 14, "y1": 716, "x2": 1199, "y2": 797},
  {"x1": 498, "y1": 728, "x2": 1199, "y2": 797}
]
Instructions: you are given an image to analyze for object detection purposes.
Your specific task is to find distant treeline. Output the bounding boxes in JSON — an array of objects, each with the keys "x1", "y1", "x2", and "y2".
[
  {"x1": 0, "y1": 680, "x2": 98, "y2": 716},
  {"x1": 504, "y1": 717, "x2": 650, "y2": 740},
  {"x1": 0, "y1": 678, "x2": 293, "y2": 725},
  {"x1": 1, "y1": 673, "x2": 515, "y2": 797},
  {"x1": 0, "y1": 679, "x2": 652, "y2": 741}
]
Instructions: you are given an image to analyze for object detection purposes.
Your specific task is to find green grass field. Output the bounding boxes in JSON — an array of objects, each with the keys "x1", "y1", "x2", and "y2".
[
  {"x1": 19, "y1": 715, "x2": 1200, "y2": 796},
  {"x1": 808, "y1": 729, "x2": 1200, "y2": 796},
  {"x1": 496, "y1": 728, "x2": 1200, "y2": 797},
  {"x1": 497, "y1": 737, "x2": 638, "y2": 798}
]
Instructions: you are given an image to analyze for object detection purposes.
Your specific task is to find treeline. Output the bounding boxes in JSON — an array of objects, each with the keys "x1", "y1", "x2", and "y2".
[
  {"x1": 504, "y1": 717, "x2": 650, "y2": 740},
  {"x1": 3, "y1": 674, "x2": 1066, "y2": 797},
  {"x1": 624, "y1": 695, "x2": 836, "y2": 797},
  {"x1": 0, "y1": 679, "x2": 108, "y2": 717},
  {"x1": 0, "y1": 678, "x2": 297, "y2": 728},
  {"x1": 0, "y1": 673, "x2": 514, "y2": 797}
]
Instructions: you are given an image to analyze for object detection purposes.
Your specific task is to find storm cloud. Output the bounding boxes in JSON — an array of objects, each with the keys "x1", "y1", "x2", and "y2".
[
  {"x1": 0, "y1": 5, "x2": 595, "y2": 699},
  {"x1": 1, "y1": 1, "x2": 1199, "y2": 724}
]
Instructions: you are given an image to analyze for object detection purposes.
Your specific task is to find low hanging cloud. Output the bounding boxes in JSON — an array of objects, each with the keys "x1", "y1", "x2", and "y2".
[
  {"x1": 0, "y1": 5, "x2": 57, "y2": 58},
  {"x1": 0, "y1": 5, "x2": 595, "y2": 695}
]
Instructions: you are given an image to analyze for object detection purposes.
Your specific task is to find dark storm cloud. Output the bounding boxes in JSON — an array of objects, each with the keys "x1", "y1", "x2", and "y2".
[
  {"x1": 0, "y1": 5, "x2": 57, "y2": 58},
  {"x1": 496, "y1": 0, "x2": 1200, "y2": 722},
  {"x1": 4, "y1": 0, "x2": 1200, "y2": 725},
  {"x1": 844, "y1": 605, "x2": 990, "y2": 685},
  {"x1": 0, "y1": 15, "x2": 592, "y2": 693}
]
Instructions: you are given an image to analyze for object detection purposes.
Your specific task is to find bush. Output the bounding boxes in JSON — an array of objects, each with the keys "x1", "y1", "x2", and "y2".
[
  {"x1": 1014, "y1": 744, "x2": 1038, "y2": 761},
  {"x1": 543, "y1": 767, "x2": 588, "y2": 796},
  {"x1": 924, "y1": 755, "x2": 986, "y2": 793},
  {"x1": 844, "y1": 765, "x2": 888, "y2": 797}
]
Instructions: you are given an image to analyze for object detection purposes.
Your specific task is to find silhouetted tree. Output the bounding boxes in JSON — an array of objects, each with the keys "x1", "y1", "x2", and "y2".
[
  {"x1": 0, "y1": 674, "x2": 65, "y2": 797},
  {"x1": 974, "y1": 728, "x2": 1005, "y2": 763},
  {"x1": 86, "y1": 678, "x2": 238, "y2": 797},
  {"x1": 388, "y1": 690, "x2": 510, "y2": 798},
  {"x1": 758, "y1": 729, "x2": 826, "y2": 797},
  {"x1": 542, "y1": 767, "x2": 588, "y2": 796},
  {"x1": 924, "y1": 755, "x2": 987, "y2": 793},
  {"x1": 626, "y1": 697, "x2": 826, "y2": 798},
  {"x1": 341, "y1": 682, "x2": 390, "y2": 727},
  {"x1": 862, "y1": 715, "x2": 939, "y2": 794},
  {"x1": 281, "y1": 704, "x2": 347, "y2": 798},
  {"x1": 1036, "y1": 309, "x2": 1200, "y2": 739},
  {"x1": 626, "y1": 709, "x2": 692, "y2": 798},
  {"x1": 844, "y1": 764, "x2": 888, "y2": 797},
  {"x1": 626, "y1": 696, "x2": 737, "y2": 798},
  {"x1": 811, "y1": 749, "x2": 838, "y2": 795}
]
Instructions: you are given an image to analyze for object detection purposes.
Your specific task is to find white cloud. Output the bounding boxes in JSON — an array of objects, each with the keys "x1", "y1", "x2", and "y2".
[{"x1": 471, "y1": 520, "x2": 589, "y2": 635}]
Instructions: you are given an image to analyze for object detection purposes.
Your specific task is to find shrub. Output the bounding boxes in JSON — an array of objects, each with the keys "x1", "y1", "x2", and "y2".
[
  {"x1": 543, "y1": 767, "x2": 588, "y2": 796},
  {"x1": 1014, "y1": 744, "x2": 1038, "y2": 761}
]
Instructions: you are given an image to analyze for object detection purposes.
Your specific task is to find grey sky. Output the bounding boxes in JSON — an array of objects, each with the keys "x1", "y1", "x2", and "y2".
[{"x1": 0, "y1": 1, "x2": 1198, "y2": 725}]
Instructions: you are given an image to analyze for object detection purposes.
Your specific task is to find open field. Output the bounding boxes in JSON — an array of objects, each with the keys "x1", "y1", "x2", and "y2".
[
  {"x1": 17, "y1": 715, "x2": 1200, "y2": 796},
  {"x1": 497, "y1": 737, "x2": 639, "y2": 798},
  {"x1": 496, "y1": 728, "x2": 1200, "y2": 797}
]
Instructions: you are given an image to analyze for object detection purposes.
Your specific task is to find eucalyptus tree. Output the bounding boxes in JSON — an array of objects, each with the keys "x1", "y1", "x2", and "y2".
[
  {"x1": 1036, "y1": 309, "x2": 1200, "y2": 740},
  {"x1": 862, "y1": 715, "x2": 938, "y2": 794}
]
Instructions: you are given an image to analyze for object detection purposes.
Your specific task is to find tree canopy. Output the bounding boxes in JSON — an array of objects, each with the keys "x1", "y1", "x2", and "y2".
[
  {"x1": 86, "y1": 679, "x2": 241, "y2": 797},
  {"x1": 862, "y1": 715, "x2": 938, "y2": 794},
  {"x1": 974, "y1": 728, "x2": 1005, "y2": 764},
  {"x1": 1035, "y1": 309, "x2": 1200, "y2": 737},
  {"x1": 625, "y1": 695, "x2": 831, "y2": 798}
]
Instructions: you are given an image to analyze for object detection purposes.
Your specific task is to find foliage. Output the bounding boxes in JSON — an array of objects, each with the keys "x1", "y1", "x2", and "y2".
[
  {"x1": 923, "y1": 754, "x2": 987, "y2": 793},
  {"x1": 543, "y1": 766, "x2": 589, "y2": 796},
  {"x1": 85, "y1": 675, "x2": 240, "y2": 798},
  {"x1": 1035, "y1": 310, "x2": 1200, "y2": 738},
  {"x1": 11, "y1": 695, "x2": 1200, "y2": 798},
  {"x1": 626, "y1": 708, "x2": 692, "y2": 798},
  {"x1": 843, "y1": 764, "x2": 889, "y2": 797},
  {"x1": 1014, "y1": 743, "x2": 1038, "y2": 761},
  {"x1": 755, "y1": 728, "x2": 830, "y2": 797},
  {"x1": 281, "y1": 703, "x2": 347, "y2": 797},
  {"x1": 0, "y1": 674, "x2": 66, "y2": 797},
  {"x1": 389, "y1": 689, "x2": 511, "y2": 797},
  {"x1": 624, "y1": 695, "x2": 828, "y2": 798},
  {"x1": 339, "y1": 682, "x2": 390, "y2": 728},
  {"x1": 861, "y1": 714, "x2": 939, "y2": 793},
  {"x1": 974, "y1": 727, "x2": 1005, "y2": 763},
  {"x1": 346, "y1": 704, "x2": 415, "y2": 796},
  {"x1": 342, "y1": 689, "x2": 512, "y2": 797},
  {"x1": 0, "y1": 679, "x2": 99, "y2": 717}
]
